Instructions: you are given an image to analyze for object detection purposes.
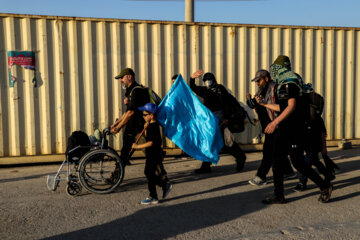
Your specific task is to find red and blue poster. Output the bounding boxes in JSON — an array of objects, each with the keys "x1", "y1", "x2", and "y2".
[{"x1": 8, "y1": 51, "x2": 36, "y2": 87}]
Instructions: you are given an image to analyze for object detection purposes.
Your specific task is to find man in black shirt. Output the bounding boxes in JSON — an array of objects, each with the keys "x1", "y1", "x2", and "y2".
[
  {"x1": 247, "y1": 70, "x2": 295, "y2": 186},
  {"x1": 111, "y1": 68, "x2": 150, "y2": 166},
  {"x1": 262, "y1": 56, "x2": 333, "y2": 204},
  {"x1": 190, "y1": 69, "x2": 246, "y2": 173}
]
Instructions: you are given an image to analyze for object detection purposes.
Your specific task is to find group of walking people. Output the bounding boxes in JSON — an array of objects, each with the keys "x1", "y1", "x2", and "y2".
[
  {"x1": 246, "y1": 56, "x2": 336, "y2": 204},
  {"x1": 109, "y1": 55, "x2": 337, "y2": 205}
]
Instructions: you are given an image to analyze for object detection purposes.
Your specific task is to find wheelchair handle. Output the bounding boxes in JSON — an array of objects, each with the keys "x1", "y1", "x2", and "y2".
[
  {"x1": 103, "y1": 127, "x2": 111, "y2": 136},
  {"x1": 100, "y1": 127, "x2": 111, "y2": 148}
]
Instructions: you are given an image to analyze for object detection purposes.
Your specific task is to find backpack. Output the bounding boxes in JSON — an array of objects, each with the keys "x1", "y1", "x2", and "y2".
[
  {"x1": 222, "y1": 91, "x2": 249, "y2": 133},
  {"x1": 131, "y1": 85, "x2": 162, "y2": 105},
  {"x1": 307, "y1": 91, "x2": 324, "y2": 120},
  {"x1": 302, "y1": 83, "x2": 324, "y2": 121},
  {"x1": 66, "y1": 131, "x2": 91, "y2": 161}
]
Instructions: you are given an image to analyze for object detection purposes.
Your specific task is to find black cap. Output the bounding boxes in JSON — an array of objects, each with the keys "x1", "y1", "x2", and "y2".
[
  {"x1": 115, "y1": 68, "x2": 135, "y2": 79},
  {"x1": 251, "y1": 69, "x2": 270, "y2": 82},
  {"x1": 171, "y1": 74, "x2": 179, "y2": 81},
  {"x1": 203, "y1": 72, "x2": 216, "y2": 82}
]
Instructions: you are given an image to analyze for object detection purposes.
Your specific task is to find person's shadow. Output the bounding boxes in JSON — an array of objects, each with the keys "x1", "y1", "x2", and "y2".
[{"x1": 45, "y1": 185, "x2": 269, "y2": 240}]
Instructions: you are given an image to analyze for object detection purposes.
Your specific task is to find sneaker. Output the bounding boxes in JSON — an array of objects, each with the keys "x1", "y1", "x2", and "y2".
[
  {"x1": 194, "y1": 167, "x2": 212, "y2": 174},
  {"x1": 248, "y1": 176, "x2": 267, "y2": 186},
  {"x1": 141, "y1": 197, "x2": 159, "y2": 205},
  {"x1": 293, "y1": 183, "x2": 307, "y2": 192},
  {"x1": 162, "y1": 183, "x2": 173, "y2": 199},
  {"x1": 318, "y1": 184, "x2": 333, "y2": 203},
  {"x1": 262, "y1": 195, "x2": 286, "y2": 204},
  {"x1": 283, "y1": 172, "x2": 297, "y2": 180}
]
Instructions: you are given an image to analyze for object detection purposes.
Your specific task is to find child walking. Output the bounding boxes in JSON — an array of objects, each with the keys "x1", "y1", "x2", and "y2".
[{"x1": 132, "y1": 103, "x2": 172, "y2": 205}]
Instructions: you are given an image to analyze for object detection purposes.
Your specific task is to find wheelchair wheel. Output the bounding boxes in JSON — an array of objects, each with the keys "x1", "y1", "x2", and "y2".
[
  {"x1": 78, "y1": 149, "x2": 124, "y2": 194},
  {"x1": 66, "y1": 180, "x2": 82, "y2": 196}
]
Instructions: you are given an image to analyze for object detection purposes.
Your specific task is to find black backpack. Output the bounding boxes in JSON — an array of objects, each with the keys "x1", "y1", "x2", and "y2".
[
  {"x1": 223, "y1": 91, "x2": 248, "y2": 133},
  {"x1": 307, "y1": 91, "x2": 324, "y2": 121},
  {"x1": 66, "y1": 131, "x2": 91, "y2": 161},
  {"x1": 300, "y1": 83, "x2": 325, "y2": 121}
]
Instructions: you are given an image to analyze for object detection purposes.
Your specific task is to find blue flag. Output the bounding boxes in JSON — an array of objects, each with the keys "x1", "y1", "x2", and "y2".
[{"x1": 157, "y1": 74, "x2": 224, "y2": 164}]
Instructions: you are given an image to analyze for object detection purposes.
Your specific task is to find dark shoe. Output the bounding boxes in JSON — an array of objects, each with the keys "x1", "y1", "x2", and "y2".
[
  {"x1": 162, "y1": 183, "x2": 173, "y2": 199},
  {"x1": 293, "y1": 183, "x2": 307, "y2": 192},
  {"x1": 141, "y1": 197, "x2": 159, "y2": 205},
  {"x1": 262, "y1": 195, "x2": 285, "y2": 204},
  {"x1": 194, "y1": 167, "x2": 212, "y2": 174},
  {"x1": 318, "y1": 184, "x2": 333, "y2": 203},
  {"x1": 283, "y1": 172, "x2": 297, "y2": 180}
]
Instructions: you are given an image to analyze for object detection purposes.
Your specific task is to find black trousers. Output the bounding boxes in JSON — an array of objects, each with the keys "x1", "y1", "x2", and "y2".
[
  {"x1": 120, "y1": 127, "x2": 142, "y2": 165},
  {"x1": 145, "y1": 157, "x2": 168, "y2": 199},
  {"x1": 299, "y1": 148, "x2": 334, "y2": 185},
  {"x1": 256, "y1": 133, "x2": 294, "y2": 180},
  {"x1": 200, "y1": 142, "x2": 246, "y2": 168},
  {"x1": 272, "y1": 126, "x2": 330, "y2": 198}
]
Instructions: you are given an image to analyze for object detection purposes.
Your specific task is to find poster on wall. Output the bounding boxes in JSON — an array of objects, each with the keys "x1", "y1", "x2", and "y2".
[{"x1": 8, "y1": 51, "x2": 36, "y2": 87}]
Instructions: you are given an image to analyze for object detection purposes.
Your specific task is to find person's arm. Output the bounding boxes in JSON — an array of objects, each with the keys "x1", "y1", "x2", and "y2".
[
  {"x1": 189, "y1": 69, "x2": 208, "y2": 97},
  {"x1": 110, "y1": 110, "x2": 134, "y2": 134},
  {"x1": 255, "y1": 95, "x2": 280, "y2": 112},
  {"x1": 111, "y1": 115, "x2": 124, "y2": 129},
  {"x1": 264, "y1": 98, "x2": 296, "y2": 134},
  {"x1": 132, "y1": 141, "x2": 153, "y2": 149}
]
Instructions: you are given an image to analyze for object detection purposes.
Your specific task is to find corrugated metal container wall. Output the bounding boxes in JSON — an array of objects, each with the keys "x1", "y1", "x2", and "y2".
[{"x1": 0, "y1": 14, "x2": 360, "y2": 157}]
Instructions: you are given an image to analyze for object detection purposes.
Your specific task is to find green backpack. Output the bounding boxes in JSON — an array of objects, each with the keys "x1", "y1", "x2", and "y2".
[{"x1": 130, "y1": 85, "x2": 162, "y2": 105}]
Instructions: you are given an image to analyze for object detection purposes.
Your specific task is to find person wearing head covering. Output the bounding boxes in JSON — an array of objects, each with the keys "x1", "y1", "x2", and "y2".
[
  {"x1": 259, "y1": 55, "x2": 333, "y2": 204},
  {"x1": 189, "y1": 69, "x2": 247, "y2": 173},
  {"x1": 111, "y1": 68, "x2": 150, "y2": 166},
  {"x1": 132, "y1": 103, "x2": 172, "y2": 205}
]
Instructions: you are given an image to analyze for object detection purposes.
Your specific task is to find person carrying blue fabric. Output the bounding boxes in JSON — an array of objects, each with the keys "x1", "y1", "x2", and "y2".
[
  {"x1": 189, "y1": 69, "x2": 246, "y2": 173},
  {"x1": 132, "y1": 103, "x2": 172, "y2": 205}
]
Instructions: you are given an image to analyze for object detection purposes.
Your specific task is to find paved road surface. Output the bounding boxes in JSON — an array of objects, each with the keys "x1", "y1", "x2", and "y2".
[{"x1": 1, "y1": 147, "x2": 360, "y2": 239}]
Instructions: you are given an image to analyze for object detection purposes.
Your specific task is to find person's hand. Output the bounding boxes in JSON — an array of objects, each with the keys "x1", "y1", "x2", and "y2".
[
  {"x1": 124, "y1": 97, "x2": 129, "y2": 105},
  {"x1": 264, "y1": 121, "x2": 278, "y2": 134},
  {"x1": 144, "y1": 122, "x2": 150, "y2": 128},
  {"x1": 110, "y1": 119, "x2": 118, "y2": 129},
  {"x1": 191, "y1": 69, "x2": 204, "y2": 79},
  {"x1": 132, "y1": 143, "x2": 137, "y2": 149},
  {"x1": 255, "y1": 95, "x2": 265, "y2": 106},
  {"x1": 110, "y1": 127, "x2": 120, "y2": 134}
]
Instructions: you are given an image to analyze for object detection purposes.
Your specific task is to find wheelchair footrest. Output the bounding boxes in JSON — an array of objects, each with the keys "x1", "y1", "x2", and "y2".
[{"x1": 47, "y1": 174, "x2": 60, "y2": 191}]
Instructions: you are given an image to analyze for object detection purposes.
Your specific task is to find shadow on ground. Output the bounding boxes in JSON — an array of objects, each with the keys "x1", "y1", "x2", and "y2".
[{"x1": 45, "y1": 185, "x2": 269, "y2": 240}]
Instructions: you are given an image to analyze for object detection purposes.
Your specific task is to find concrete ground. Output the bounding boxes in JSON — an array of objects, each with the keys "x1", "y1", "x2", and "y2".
[{"x1": 0, "y1": 146, "x2": 360, "y2": 240}]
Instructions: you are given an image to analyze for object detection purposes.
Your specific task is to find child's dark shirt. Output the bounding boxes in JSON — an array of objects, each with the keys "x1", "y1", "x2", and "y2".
[{"x1": 145, "y1": 121, "x2": 162, "y2": 160}]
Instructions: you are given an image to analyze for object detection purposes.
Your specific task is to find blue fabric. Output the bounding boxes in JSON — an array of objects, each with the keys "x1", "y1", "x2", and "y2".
[{"x1": 157, "y1": 75, "x2": 224, "y2": 164}]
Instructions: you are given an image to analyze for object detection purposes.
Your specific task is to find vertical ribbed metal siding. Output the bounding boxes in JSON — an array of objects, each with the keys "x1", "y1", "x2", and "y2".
[{"x1": 0, "y1": 14, "x2": 360, "y2": 157}]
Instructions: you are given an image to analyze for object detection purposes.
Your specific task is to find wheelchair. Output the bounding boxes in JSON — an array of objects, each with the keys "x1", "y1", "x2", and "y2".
[{"x1": 47, "y1": 127, "x2": 124, "y2": 196}]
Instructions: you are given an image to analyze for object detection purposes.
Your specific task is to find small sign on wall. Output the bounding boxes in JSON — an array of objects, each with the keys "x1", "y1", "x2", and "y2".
[{"x1": 8, "y1": 51, "x2": 36, "y2": 87}]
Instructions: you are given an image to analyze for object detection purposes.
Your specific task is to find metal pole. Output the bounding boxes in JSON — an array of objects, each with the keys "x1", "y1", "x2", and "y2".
[{"x1": 185, "y1": 0, "x2": 194, "y2": 22}]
